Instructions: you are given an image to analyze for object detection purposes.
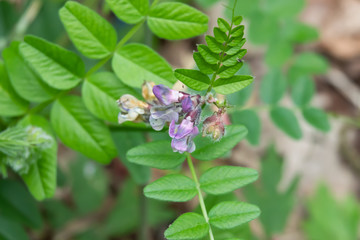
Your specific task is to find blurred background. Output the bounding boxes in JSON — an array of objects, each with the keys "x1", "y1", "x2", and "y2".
[{"x1": 0, "y1": 0, "x2": 359, "y2": 239}]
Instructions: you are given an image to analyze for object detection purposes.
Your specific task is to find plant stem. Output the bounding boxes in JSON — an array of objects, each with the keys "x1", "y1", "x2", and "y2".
[{"x1": 186, "y1": 153, "x2": 214, "y2": 240}]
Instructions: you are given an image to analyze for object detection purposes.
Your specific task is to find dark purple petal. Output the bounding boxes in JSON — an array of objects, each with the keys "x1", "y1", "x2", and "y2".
[
  {"x1": 181, "y1": 96, "x2": 193, "y2": 112},
  {"x1": 153, "y1": 84, "x2": 180, "y2": 105}
]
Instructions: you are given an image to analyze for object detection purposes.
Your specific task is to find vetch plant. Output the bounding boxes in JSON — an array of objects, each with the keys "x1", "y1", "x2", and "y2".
[
  {"x1": 0, "y1": 0, "x2": 261, "y2": 238},
  {"x1": 119, "y1": 2, "x2": 260, "y2": 239}
]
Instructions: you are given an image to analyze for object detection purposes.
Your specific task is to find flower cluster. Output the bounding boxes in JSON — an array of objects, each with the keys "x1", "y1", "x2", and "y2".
[
  {"x1": 4, "y1": 126, "x2": 53, "y2": 175},
  {"x1": 117, "y1": 82, "x2": 225, "y2": 153}
]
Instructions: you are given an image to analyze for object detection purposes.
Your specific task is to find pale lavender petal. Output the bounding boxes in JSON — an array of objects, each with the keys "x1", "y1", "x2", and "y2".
[
  {"x1": 149, "y1": 116, "x2": 166, "y2": 131},
  {"x1": 169, "y1": 120, "x2": 177, "y2": 138},
  {"x1": 171, "y1": 138, "x2": 188, "y2": 153},
  {"x1": 150, "y1": 105, "x2": 179, "y2": 122},
  {"x1": 187, "y1": 141, "x2": 196, "y2": 153},
  {"x1": 174, "y1": 118, "x2": 194, "y2": 139},
  {"x1": 153, "y1": 84, "x2": 180, "y2": 105}
]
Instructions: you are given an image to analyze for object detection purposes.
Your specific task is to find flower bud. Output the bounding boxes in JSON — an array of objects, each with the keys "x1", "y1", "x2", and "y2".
[{"x1": 202, "y1": 113, "x2": 225, "y2": 141}]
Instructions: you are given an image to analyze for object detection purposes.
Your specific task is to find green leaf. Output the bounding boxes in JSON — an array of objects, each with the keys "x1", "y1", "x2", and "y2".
[
  {"x1": 283, "y1": 21, "x2": 319, "y2": 43},
  {"x1": 127, "y1": 140, "x2": 186, "y2": 169},
  {"x1": 223, "y1": 49, "x2": 247, "y2": 67},
  {"x1": 164, "y1": 212, "x2": 209, "y2": 240},
  {"x1": 248, "y1": 11, "x2": 278, "y2": 44},
  {"x1": 270, "y1": 106, "x2": 302, "y2": 139},
  {"x1": 231, "y1": 25, "x2": 244, "y2": 37},
  {"x1": 0, "y1": 61, "x2": 28, "y2": 117},
  {"x1": 218, "y1": 18, "x2": 231, "y2": 32},
  {"x1": 205, "y1": 35, "x2": 223, "y2": 54},
  {"x1": 104, "y1": 179, "x2": 175, "y2": 236},
  {"x1": 51, "y1": 95, "x2": 117, "y2": 164},
  {"x1": 302, "y1": 107, "x2": 330, "y2": 132},
  {"x1": 0, "y1": 180, "x2": 42, "y2": 228},
  {"x1": 19, "y1": 35, "x2": 85, "y2": 90},
  {"x1": 209, "y1": 201, "x2": 260, "y2": 229},
  {"x1": 18, "y1": 115, "x2": 57, "y2": 200},
  {"x1": 197, "y1": 44, "x2": 219, "y2": 65},
  {"x1": 112, "y1": 131, "x2": 150, "y2": 185},
  {"x1": 70, "y1": 155, "x2": 108, "y2": 215},
  {"x1": 59, "y1": 1, "x2": 117, "y2": 59},
  {"x1": 243, "y1": 145, "x2": 299, "y2": 237},
  {"x1": 112, "y1": 43, "x2": 175, "y2": 88},
  {"x1": 233, "y1": 16, "x2": 243, "y2": 25},
  {"x1": 147, "y1": 2, "x2": 208, "y2": 40},
  {"x1": 82, "y1": 72, "x2": 139, "y2": 123},
  {"x1": 225, "y1": 39, "x2": 246, "y2": 55},
  {"x1": 214, "y1": 27, "x2": 227, "y2": 43},
  {"x1": 192, "y1": 125, "x2": 248, "y2": 161},
  {"x1": 0, "y1": 216, "x2": 29, "y2": 240},
  {"x1": 200, "y1": 166, "x2": 258, "y2": 195},
  {"x1": 260, "y1": 69, "x2": 286, "y2": 105},
  {"x1": 174, "y1": 69, "x2": 210, "y2": 91},
  {"x1": 2, "y1": 42, "x2": 58, "y2": 102},
  {"x1": 144, "y1": 174, "x2": 197, "y2": 202},
  {"x1": 106, "y1": 0, "x2": 148, "y2": 24},
  {"x1": 231, "y1": 110, "x2": 261, "y2": 145},
  {"x1": 265, "y1": 39, "x2": 293, "y2": 67},
  {"x1": 292, "y1": 52, "x2": 329, "y2": 75},
  {"x1": 218, "y1": 62, "x2": 243, "y2": 78},
  {"x1": 304, "y1": 184, "x2": 360, "y2": 240},
  {"x1": 291, "y1": 75, "x2": 314, "y2": 107},
  {"x1": 213, "y1": 75, "x2": 253, "y2": 95},
  {"x1": 193, "y1": 52, "x2": 217, "y2": 75},
  {"x1": 228, "y1": 36, "x2": 245, "y2": 47}
]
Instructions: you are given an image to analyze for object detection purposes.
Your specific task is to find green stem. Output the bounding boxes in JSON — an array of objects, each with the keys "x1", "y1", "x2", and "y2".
[
  {"x1": 186, "y1": 153, "x2": 214, "y2": 240},
  {"x1": 85, "y1": 20, "x2": 145, "y2": 78}
]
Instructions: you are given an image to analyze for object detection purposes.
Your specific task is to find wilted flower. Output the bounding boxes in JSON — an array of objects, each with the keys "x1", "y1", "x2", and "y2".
[
  {"x1": 142, "y1": 81, "x2": 156, "y2": 103},
  {"x1": 117, "y1": 94, "x2": 149, "y2": 124},
  {"x1": 202, "y1": 111, "x2": 225, "y2": 141}
]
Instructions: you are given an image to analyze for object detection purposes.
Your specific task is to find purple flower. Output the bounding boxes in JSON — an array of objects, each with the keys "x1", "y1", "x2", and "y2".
[
  {"x1": 169, "y1": 118, "x2": 194, "y2": 139},
  {"x1": 168, "y1": 105, "x2": 202, "y2": 153},
  {"x1": 153, "y1": 84, "x2": 181, "y2": 105},
  {"x1": 171, "y1": 125, "x2": 199, "y2": 153}
]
